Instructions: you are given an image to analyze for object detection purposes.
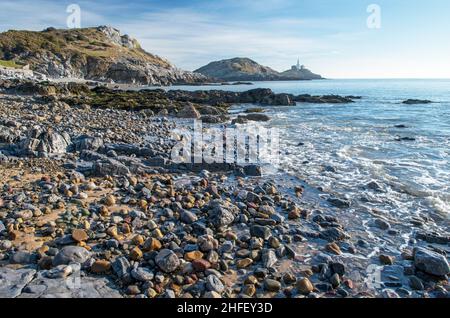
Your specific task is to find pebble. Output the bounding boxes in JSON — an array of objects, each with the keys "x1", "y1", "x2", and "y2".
[
  {"x1": 264, "y1": 279, "x2": 281, "y2": 292},
  {"x1": 409, "y1": 276, "x2": 424, "y2": 291},
  {"x1": 131, "y1": 267, "x2": 154, "y2": 282},
  {"x1": 155, "y1": 249, "x2": 180, "y2": 273},
  {"x1": 250, "y1": 225, "x2": 271, "y2": 240},
  {"x1": 206, "y1": 274, "x2": 225, "y2": 293},
  {"x1": 91, "y1": 260, "x2": 111, "y2": 273},
  {"x1": 185, "y1": 251, "x2": 204, "y2": 261},
  {"x1": 326, "y1": 242, "x2": 342, "y2": 255},
  {"x1": 72, "y1": 229, "x2": 89, "y2": 242},
  {"x1": 379, "y1": 254, "x2": 395, "y2": 265},
  {"x1": 297, "y1": 278, "x2": 314, "y2": 294},
  {"x1": 105, "y1": 195, "x2": 116, "y2": 206},
  {"x1": 130, "y1": 247, "x2": 143, "y2": 261},
  {"x1": 330, "y1": 273, "x2": 341, "y2": 288}
]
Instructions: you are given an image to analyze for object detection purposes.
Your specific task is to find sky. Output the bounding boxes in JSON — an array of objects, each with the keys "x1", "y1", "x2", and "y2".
[{"x1": 0, "y1": 0, "x2": 449, "y2": 78}]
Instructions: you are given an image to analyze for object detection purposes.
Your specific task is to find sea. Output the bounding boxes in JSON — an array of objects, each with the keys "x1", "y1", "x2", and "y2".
[{"x1": 165, "y1": 79, "x2": 450, "y2": 241}]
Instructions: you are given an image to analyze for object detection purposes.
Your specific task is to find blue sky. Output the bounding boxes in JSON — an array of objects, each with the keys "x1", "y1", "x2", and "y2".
[{"x1": 1, "y1": 0, "x2": 449, "y2": 78}]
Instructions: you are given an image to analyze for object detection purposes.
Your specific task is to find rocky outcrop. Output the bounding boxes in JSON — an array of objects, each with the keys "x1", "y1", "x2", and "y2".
[
  {"x1": 195, "y1": 57, "x2": 323, "y2": 81},
  {"x1": 0, "y1": 26, "x2": 207, "y2": 85},
  {"x1": 17, "y1": 128, "x2": 71, "y2": 157},
  {"x1": 402, "y1": 99, "x2": 433, "y2": 105}
]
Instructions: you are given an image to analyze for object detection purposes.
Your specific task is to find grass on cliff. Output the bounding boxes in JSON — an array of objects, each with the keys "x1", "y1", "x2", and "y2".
[
  {"x1": 0, "y1": 59, "x2": 22, "y2": 68},
  {"x1": 0, "y1": 27, "x2": 171, "y2": 68}
]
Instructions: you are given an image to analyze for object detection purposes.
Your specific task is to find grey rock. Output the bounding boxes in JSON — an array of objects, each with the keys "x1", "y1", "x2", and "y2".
[
  {"x1": 413, "y1": 247, "x2": 450, "y2": 276},
  {"x1": 262, "y1": 249, "x2": 278, "y2": 268},
  {"x1": 320, "y1": 228, "x2": 350, "y2": 242},
  {"x1": 155, "y1": 249, "x2": 180, "y2": 273},
  {"x1": 180, "y1": 210, "x2": 198, "y2": 224},
  {"x1": 112, "y1": 256, "x2": 131, "y2": 278},
  {"x1": 18, "y1": 271, "x2": 121, "y2": 298},
  {"x1": 73, "y1": 136, "x2": 104, "y2": 152},
  {"x1": 250, "y1": 225, "x2": 271, "y2": 240},
  {"x1": 10, "y1": 251, "x2": 36, "y2": 264},
  {"x1": 327, "y1": 197, "x2": 351, "y2": 208},
  {"x1": 44, "y1": 265, "x2": 73, "y2": 279},
  {"x1": 53, "y1": 246, "x2": 92, "y2": 266},
  {"x1": 0, "y1": 221, "x2": 6, "y2": 233},
  {"x1": 131, "y1": 267, "x2": 154, "y2": 282},
  {"x1": 17, "y1": 128, "x2": 71, "y2": 157},
  {"x1": 92, "y1": 158, "x2": 131, "y2": 177},
  {"x1": 244, "y1": 164, "x2": 262, "y2": 177},
  {"x1": 205, "y1": 274, "x2": 225, "y2": 293},
  {"x1": 0, "y1": 267, "x2": 36, "y2": 298},
  {"x1": 207, "y1": 200, "x2": 238, "y2": 228},
  {"x1": 374, "y1": 218, "x2": 391, "y2": 230}
]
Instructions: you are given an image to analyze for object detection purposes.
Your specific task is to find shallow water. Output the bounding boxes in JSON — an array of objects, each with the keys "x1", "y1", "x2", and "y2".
[{"x1": 171, "y1": 79, "x2": 450, "y2": 232}]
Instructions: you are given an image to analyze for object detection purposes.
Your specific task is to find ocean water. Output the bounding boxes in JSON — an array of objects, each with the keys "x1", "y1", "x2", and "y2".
[{"x1": 169, "y1": 79, "x2": 450, "y2": 231}]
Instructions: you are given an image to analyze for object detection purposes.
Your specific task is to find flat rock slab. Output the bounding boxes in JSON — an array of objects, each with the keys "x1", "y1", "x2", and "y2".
[
  {"x1": 18, "y1": 271, "x2": 122, "y2": 298},
  {"x1": 0, "y1": 267, "x2": 36, "y2": 298}
]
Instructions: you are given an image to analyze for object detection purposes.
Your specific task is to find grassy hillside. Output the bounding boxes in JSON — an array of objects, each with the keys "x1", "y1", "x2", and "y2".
[{"x1": 0, "y1": 27, "x2": 170, "y2": 69}]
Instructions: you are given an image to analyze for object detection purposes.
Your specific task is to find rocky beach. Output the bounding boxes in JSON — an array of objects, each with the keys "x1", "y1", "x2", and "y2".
[{"x1": 0, "y1": 78, "x2": 449, "y2": 299}]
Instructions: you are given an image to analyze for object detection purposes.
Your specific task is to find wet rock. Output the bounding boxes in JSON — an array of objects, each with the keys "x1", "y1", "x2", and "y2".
[
  {"x1": 379, "y1": 254, "x2": 395, "y2": 265},
  {"x1": 413, "y1": 247, "x2": 450, "y2": 276},
  {"x1": 241, "y1": 114, "x2": 271, "y2": 122},
  {"x1": 320, "y1": 228, "x2": 350, "y2": 242},
  {"x1": 409, "y1": 276, "x2": 424, "y2": 291},
  {"x1": 374, "y1": 218, "x2": 391, "y2": 230},
  {"x1": 297, "y1": 278, "x2": 314, "y2": 294},
  {"x1": 155, "y1": 249, "x2": 180, "y2": 273},
  {"x1": 53, "y1": 246, "x2": 91, "y2": 266},
  {"x1": 264, "y1": 279, "x2": 281, "y2": 292},
  {"x1": 402, "y1": 99, "x2": 432, "y2": 105},
  {"x1": 327, "y1": 197, "x2": 350, "y2": 208},
  {"x1": 416, "y1": 232, "x2": 450, "y2": 245},
  {"x1": 326, "y1": 243, "x2": 342, "y2": 255},
  {"x1": 250, "y1": 225, "x2": 271, "y2": 240},
  {"x1": 262, "y1": 249, "x2": 278, "y2": 268},
  {"x1": 330, "y1": 273, "x2": 341, "y2": 288},
  {"x1": 243, "y1": 164, "x2": 262, "y2": 177}
]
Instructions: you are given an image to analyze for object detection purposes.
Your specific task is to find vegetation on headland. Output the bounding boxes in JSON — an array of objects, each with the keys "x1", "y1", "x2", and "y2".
[{"x1": 0, "y1": 59, "x2": 22, "y2": 69}]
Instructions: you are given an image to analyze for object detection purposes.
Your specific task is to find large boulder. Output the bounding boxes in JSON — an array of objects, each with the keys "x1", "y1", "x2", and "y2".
[
  {"x1": 92, "y1": 158, "x2": 131, "y2": 177},
  {"x1": 53, "y1": 246, "x2": 92, "y2": 266},
  {"x1": 17, "y1": 128, "x2": 71, "y2": 157},
  {"x1": 73, "y1": 136, "x2": 104, "y2": 152},
  {"x1": 413, "y1": 247, "x2": 450, "y2": 276}
]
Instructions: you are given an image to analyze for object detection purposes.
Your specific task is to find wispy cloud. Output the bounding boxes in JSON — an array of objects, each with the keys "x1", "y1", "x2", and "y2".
[{"x1": 1, "y1": 0, "x2": 449, "y2": 78}]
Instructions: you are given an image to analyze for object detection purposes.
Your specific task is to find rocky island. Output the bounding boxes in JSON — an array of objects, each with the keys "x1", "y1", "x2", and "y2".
[{"x1": 195, "y1": 58, "x2": 323, "y2": 82}]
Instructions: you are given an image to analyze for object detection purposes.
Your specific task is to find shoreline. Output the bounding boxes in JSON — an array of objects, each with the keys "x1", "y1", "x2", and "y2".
[{"x1": 0, "y1": 80, "x2": 449, "y2": 299}]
